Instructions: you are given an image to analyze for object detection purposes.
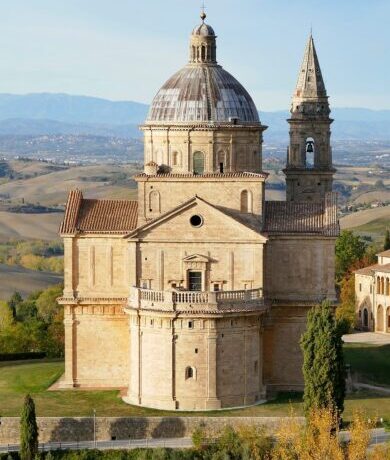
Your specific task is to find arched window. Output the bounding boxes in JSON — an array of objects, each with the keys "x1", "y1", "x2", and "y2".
[
  {"x1": 201, "y1": 45, "x2": 206, "y2": 61},
  {"x1": 363, "y1": 308, "x2": 368, "y2": 329},
  {"x1": 240, "y1": 190, "x2": 253, "y2": 213},
  {"x1": 218, "y1": 151, "x2": 226, "y2": 173},
  {"x1": 193, "y1": 151, "x2": 205, "y2": 175},
  {"x1": 377, "y1": 276, "x2": 381, "y2": 294},
  {"x1": 185, "y1": 366, "x2": 195, "y2": 380},
  {"x1": 381, "y1": 277, "x2": 385, "y2": 295},
  {"x1": 377, "y1": 305, "x2": 384, "y2": 332},
  {"x1": 386, "y1": 278, "x2": 390, "y2": 296},
  {"x1": 149, "y1": 190, "x2": 161, "y2": 213},
  {"x1": 305, "y1": 137, "x2": 315, "y2": 168}
]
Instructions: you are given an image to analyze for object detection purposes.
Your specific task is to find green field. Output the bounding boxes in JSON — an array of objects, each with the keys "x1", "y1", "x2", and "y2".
[
  {"x1": 352, "y1": 217, "x2": 390, "y2": 243},
  {"x1": 344, "y1": 343, "x2": 390, "y2": 386},
  {"x1": 1, "y1": 350, "x2": 390, "y2": 421}
]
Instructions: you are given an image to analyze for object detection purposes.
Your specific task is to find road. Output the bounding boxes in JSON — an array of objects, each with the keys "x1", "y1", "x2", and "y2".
[
  {"x1": 1, "y1": 430, "x2": 389, "y2": 454},
  {"x1": 0, "y1": 437, "x2": 193, "y2": 454}
]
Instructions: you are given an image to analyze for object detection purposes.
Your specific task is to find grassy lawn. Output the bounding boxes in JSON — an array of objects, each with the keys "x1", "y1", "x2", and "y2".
[
  {"x1": 1, "y1": 357, "x2": 390, "y2": 421},
  {"x1": 344, "y1": 343, "x2": 390, "y2": 386}
]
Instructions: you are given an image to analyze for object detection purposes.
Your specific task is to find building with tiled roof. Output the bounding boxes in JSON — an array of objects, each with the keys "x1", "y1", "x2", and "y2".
[
  {"x1": 59, "y1": 11, "x2": 340, "y2": 410},
  {"x1": 355, "y1": 251, "x2": 390, "y2": 333}
]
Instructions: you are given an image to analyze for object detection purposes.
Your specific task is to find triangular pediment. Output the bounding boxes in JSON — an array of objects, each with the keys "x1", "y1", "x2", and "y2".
[
  {"x1": 183, "y1": 254, "x2": 210, "y2": 263},
  {"x1": 125, "y1": 196, "x2": 267, "y2": 243}
]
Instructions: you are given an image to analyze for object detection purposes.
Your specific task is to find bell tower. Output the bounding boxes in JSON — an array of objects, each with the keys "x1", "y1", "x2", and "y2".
[{"x1": 284, "y1": 34, "x2": 335, "y2": 202}]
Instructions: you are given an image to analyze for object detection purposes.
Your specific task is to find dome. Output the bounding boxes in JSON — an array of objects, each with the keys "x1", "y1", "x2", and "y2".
[
  {"x1": 146, "y1": 65, "x2": 260, "y2": 124},
  {"x1": 192, "y1": 23, "x2": 215, "y2": 36},
  {"x1": 145, "y1": 14, "x2": 260, "y2": 126}
]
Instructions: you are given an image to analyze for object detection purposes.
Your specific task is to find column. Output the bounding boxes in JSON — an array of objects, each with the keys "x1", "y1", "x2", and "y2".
[
  {"x1": 63, "y1": 307, "x2": 76, "y2": 387},
  {"x1": 63, "y1": 237, "x2": 75, "y2": 297},
  {"x1": 206, "y1": 321, "x2": 221, "y2": 409}
]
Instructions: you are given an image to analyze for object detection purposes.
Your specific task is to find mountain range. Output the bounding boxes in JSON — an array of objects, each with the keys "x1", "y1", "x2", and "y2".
[{"x1": 0, "y1": 93, "x2": 389, "y2": 142}]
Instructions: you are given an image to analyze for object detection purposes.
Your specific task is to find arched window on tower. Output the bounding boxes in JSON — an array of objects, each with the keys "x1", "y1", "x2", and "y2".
[
  {"x1": 149, "y1": 190, "x2": 161, "y2": 214},
  {"x1": 240, "y1": 190, "x2": 253, "y2": 213},
  {"x1": 185, "y1": 366, "x2": 196, "y2": 380},
  {"x1": 193, "y1": 151, "x2": 205, "y2": 175},
  {"x1": 305, "y1": 137, "x2": 315, "y2": 168},
  {"x1": 377, "y1": 276, "x2": 381, "y2": 294}
]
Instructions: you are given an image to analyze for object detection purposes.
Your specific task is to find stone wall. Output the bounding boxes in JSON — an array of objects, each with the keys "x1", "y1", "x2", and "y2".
[{"x1": 0, "y1": 416, "x2": 304, "y2": 445}]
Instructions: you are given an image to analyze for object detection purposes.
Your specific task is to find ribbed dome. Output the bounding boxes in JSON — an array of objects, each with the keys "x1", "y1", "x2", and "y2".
[
  {"x1": 192, "y1": 23, "x2": 215, "y2": 36},
  {"x1": 146, "y1": 65, "x2": 260, "y2": 124},
  {"x1": 145, "y1": 14, "x2": 260, "y2": 126}
]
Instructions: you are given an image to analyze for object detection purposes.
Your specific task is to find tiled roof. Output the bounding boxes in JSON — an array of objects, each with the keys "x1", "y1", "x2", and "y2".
[
  {"x1": 60, "y1": 190, "x2": 138, "y2": 235},
  {"x1": 264, "y1": 193, "x2": 339, "y2": 236},
  {"x1": 136, "y1": 172, "x2": 268, "y2": 179},
  {"x1": 355, "y1": 263, "x2": 390, "y2": 276},
  {"x1": 354, "y1": 264, "x2": 380, "y2": 276},
  {"x1": 378, "y1": 250, "x2": 390, "y2": 257}
]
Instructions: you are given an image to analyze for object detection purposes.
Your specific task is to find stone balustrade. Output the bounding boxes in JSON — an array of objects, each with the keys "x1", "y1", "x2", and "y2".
[{"x1": 128, "y1": 287, "x2": 264, "y2": 313}]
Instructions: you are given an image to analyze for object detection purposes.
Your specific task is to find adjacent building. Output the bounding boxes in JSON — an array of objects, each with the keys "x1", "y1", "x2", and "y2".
[{"x1": 355, "y1": 250, "x2": 390, "y2": 333}]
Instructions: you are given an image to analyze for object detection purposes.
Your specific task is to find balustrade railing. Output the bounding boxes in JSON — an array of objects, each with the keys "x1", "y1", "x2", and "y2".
[{"x1": 130, "y1": 287, "x2": 263, "y2": 312}]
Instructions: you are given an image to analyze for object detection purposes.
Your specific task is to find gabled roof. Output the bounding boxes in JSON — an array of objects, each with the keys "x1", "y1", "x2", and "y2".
[
  {"x1": 60, "y1": 190, "x2": 138, "y2": 235},
  {"x1": 355, "y1": 263, "x2": 390, "y2": 276},
  {"x1": 126, "y1": 195, "x2": 266, "y2": 241}
]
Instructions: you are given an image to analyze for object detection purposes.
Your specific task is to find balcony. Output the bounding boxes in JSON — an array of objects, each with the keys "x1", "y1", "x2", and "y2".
[{"x1": 127, "y1": 286, "x2": 265, "y2": 314}]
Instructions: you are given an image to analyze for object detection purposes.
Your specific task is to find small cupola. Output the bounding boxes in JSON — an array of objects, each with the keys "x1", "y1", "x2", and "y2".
[{"x1": 189, "y1": 12, "x2": 217, "y2": 64}]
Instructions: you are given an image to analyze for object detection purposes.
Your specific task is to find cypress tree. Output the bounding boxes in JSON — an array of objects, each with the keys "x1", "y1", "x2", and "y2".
[
  {"x1": 300, "y1": 301, "x2": 346, "y2": 418},
  {"x1": 20, "y1": 394, "x2": 39, "y2": 460},
  {"x1": 384, "y1": 229, "x2": 390, "y2": 251}
]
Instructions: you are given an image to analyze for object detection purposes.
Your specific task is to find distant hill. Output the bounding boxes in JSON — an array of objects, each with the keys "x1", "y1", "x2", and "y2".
[
  {"x1": 0, "y1": 93, "x2": 388, "y2": 141},
  {"x1": 0, "y1": 93, "x2": 149, "y2": 124}
]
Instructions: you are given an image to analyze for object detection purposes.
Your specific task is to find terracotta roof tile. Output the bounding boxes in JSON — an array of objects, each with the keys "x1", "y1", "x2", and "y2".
[
  {"x1": 378, "y1": 250, "x2": 390, "y2": 257},
  {"x1": 264, "y1": 193, "x2": 339, "y2": 236},
  {"x1": 60, "y1": 190, "x2": 138, "y2": 235}
]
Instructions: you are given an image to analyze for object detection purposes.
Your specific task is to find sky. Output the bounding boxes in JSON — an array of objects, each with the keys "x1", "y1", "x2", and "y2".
[{"x1": 0, "y1": 0, "x2": 389, "y2": 111}]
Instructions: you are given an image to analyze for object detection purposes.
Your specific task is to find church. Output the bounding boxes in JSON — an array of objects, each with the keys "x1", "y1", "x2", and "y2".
[{"x1": 59, "y1": 12, "x2": 339, "y2": 410}]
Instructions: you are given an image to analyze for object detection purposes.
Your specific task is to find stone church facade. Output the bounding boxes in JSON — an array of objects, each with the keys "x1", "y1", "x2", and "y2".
[{"x1": 59, "y1": 13, "x2": 339, "y2": 410}]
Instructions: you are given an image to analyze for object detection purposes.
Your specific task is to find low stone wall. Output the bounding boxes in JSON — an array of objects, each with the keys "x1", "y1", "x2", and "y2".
[{"x1": 0, "y1": 416, "x2": 304, "y2": 445}]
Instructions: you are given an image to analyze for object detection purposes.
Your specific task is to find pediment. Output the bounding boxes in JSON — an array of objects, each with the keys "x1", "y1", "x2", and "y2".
[
  {"x1": 183, "y1": 254, "x2": 211, "y2": 263},
  {"x1": 125, "y1": 196, "x2": 267, "y2": 243}
]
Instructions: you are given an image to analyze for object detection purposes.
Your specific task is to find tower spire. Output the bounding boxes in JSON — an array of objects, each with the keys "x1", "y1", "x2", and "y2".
[
  {"x1": 293, "y1": 34, "x2": 327, "y2": 102},
  {"x1": 284, "y1": 34, "x2": 335, "y2": 203}
]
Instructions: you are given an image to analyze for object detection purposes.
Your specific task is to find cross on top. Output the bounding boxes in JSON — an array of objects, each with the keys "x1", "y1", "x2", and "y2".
[{"x1": 200, "y1": 1, "x2": 206, "y2": 21}]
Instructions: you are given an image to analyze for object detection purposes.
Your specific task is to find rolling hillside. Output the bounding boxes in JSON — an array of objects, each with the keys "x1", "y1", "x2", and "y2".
[{"x1": 0, "y1": 264, "x2": 63, "y2": 299}]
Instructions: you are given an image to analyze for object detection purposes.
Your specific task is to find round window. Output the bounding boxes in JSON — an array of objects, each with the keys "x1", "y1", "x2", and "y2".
[{"x1": 190, "y1": 215, "x2": 203, "y2": 227}]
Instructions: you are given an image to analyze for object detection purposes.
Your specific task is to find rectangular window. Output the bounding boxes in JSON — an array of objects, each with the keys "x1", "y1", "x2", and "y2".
[
  {"x1": 188, "y1": 321, "x2": 194, "y2": 329},
  {"x1": 188, "y1": 271, "x2": 202, "y2": 291},
  {"x1": 213, "y1": 283, "x2": 220, "y2": 292},
  {"x1": 359, "y1": 283, "x2": 362, "y2": 292}
]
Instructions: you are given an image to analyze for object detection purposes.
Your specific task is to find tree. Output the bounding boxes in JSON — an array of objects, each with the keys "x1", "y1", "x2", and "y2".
[
  {"x1": 7, "y1": 291, "x2": 23, "y2": 319},
  {"x1": 20, "y1": 394, "x2": 38, "y2": 460},
  {"x1": 0, "y1": 301, "x2": 13, "y2": 330},
  {"x1": 335, "y1": 230, "x2": 367, "y2": 281},
  {"x1": 300, "y1": 301, "x2": 346, "y2": 419},
  {"x1": 336, "y1": 275, "x2": 356, "y2": 334},
  {"x1": 36, "y1": 285, "x2": 63, "y2": 324},
  {"x1": 385, "y1": 229, "x2": 390, "y2": 251}
]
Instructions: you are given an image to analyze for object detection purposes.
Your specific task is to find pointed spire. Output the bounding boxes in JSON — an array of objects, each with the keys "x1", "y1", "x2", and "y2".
[{"x1": 294, "y1": 34, "x2": 327, "y2": 100}]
